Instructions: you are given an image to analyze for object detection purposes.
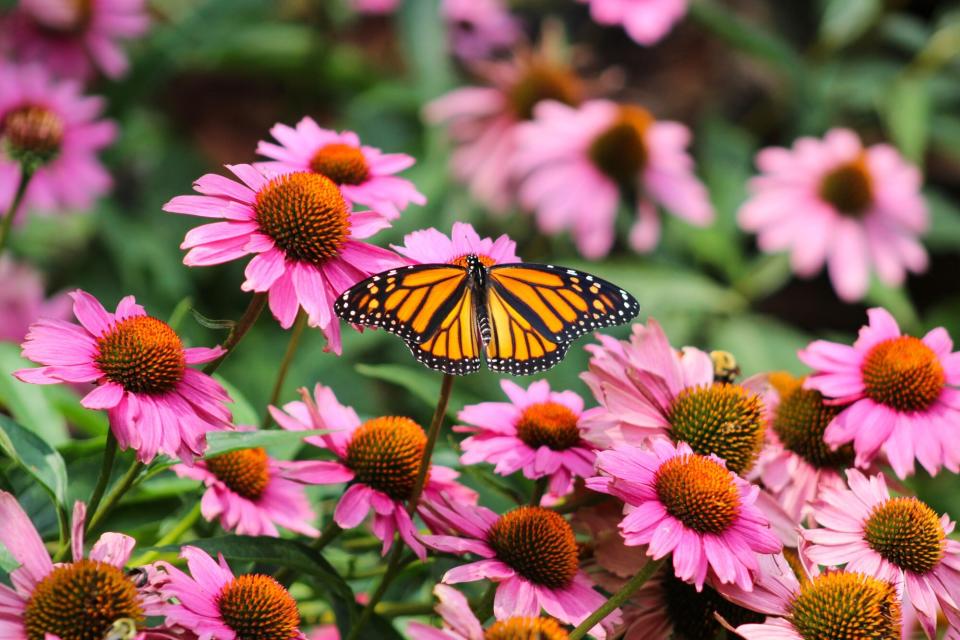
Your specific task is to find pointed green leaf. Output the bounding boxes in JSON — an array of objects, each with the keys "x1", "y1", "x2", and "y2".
[{"x1": 0, "y1": 414, "x2": 68, "y2": 509}]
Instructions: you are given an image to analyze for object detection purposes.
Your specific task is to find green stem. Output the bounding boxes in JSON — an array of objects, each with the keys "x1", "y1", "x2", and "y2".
[
  {"x1": 85, "y1": 460, "x2": 146, "y2": 534},
  {"x1": 85, "y1": 432, "x2": 118, "y2": 529},
  {"x1": 262, "y1": 308, "x2": 308, "y2": 428},
  {"x1": 0, "y1": 167, "x2": 33, "y2": 256},
  {"x1": 471, "y1": 583, "x2": 496, "y2": 623},
  {"x1": 131, "y1": 502, "x2": 202, "y2": 565},
  {"x1": 202, "y1": 292, "x2": 268, "y2": 375},
  {"x1": 529, "y1": 476, "x2": 548, "y2": 506},
  {"x1": 312, "y1": 520, "x2": 343, "y2": 551},
  {"x1": 375, "y1": 600, "x2": 436, "y2": 618},
  {"x1": 345, "y1": 543, "x2": 405, "y2": 640},
  {"x1": 567, "y1": 557, "x2": 666, "y2": 640}
]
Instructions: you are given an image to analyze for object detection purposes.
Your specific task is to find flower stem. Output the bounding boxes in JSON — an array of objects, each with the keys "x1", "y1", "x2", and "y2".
[
  {"x1": 202, "y1": 292, "x2": 268, "y2": 375},
  {"x1": 529, "y1": 476, "x2": 548, "y2": 506},
  {"x1": 85, "y1": 459, "x2": 147, "y2": 534},
  {"x1": 345, "y1": 542, "x2": 405, "y2": 640},
  {"x1": 567, "y1": 557, "x2": 666, "y2": 640},
  {"x1": 262, "y1": 308, "x2": 308, "y2": 428},
  {"x1": 0, "y1": 166, "x2": 34, "y2": 256},
  {"x1": 85, "y1": 432, "x2": 118, "y2": 528},
  {"x1": 471, "y1": 582, "x2": 497, "y2": 623},
  {"x1": 131, "y1": 502, "x2": 202, "y2": 565},
  {"x1": 312, "y1": 519, "x2": 343, "y2": 551}
]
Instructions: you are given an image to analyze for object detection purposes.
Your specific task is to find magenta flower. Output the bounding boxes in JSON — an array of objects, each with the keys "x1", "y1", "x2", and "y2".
[
  {"x1": 257, "y1": 117, "x2": 425, "y2": 220},
  {"x1": 14, "y1": 290, "x2": 231, "y2": 463},
  {"x1": 407, "y1": 584, "x2": 572, "y2": 640},
  {"x1": 5, "y1": 0, "x2": 148, "y2": 79},
  {"x1": 514, "y1": 100, "x2": 713, "y2": 258},
  {"x1": 0, "y1": 256, "x2": 70, "y2": 343},
  {"x1": 739, "y1": 129, "x2": 928, "y2": 301},
  {"x1": 801, "y1": 469, "x2": 960, "y2": 638},
  {"x1": 0, "y1": 63, "x2": 116, "y2": 219},
  {"x1": 456, "y1": 379, "x2": 596, "y2": 499},
  {"x1": 155, "y1": 546, "x2": 306, "y2": 640},
  {"x1": 441, "y1": 0, "x2": 521, "y2": 60},
  {"x1": 393, "y1": 221, "x2": 520, "y2": 266},
  {"x1": 163, "y1": 164, "x2": 400, "y2": 353},
  {"x1": 270, "y1": 384, "x2": 476, "y2": 559},
  {"x1": 0, "y1": 493, "x2": 164, "y2": 639},
  {"x1": 578, "y1": 0, "x2": 687, "y2": 45},
  {"x1": 173, "y1": 439, "x2": 323, "y2": 538},
  {"x1": 424, "y1": 54, "x2": 583, "y2": 213},
  {"x1": 798, "y1": 307, "x2": 960, "y2": 478},
  {"x1": 588, "y1": 440, "x2": 782, "y2": 590},
  {"x1": 420, "y1": 502, "x2": 620, "y2": 637}
]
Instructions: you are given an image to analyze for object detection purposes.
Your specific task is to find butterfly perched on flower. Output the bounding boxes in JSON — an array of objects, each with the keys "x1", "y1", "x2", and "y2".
[{"x1": 334, "y1": 255, "x2": 639, "y2": 375}]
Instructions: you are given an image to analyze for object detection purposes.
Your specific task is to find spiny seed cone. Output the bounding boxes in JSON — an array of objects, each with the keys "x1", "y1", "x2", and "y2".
[
  {"x1": 23, "y1": 559, "x2": 143, "y2": 640},
  {"x1": 487, "y1": 507, "x2": 579, "y2": 589},
  {"x1": 484, "y1": 616, "x2": 569, "y2": 640},
  {"x1": 654, "y1": 453, "x2": 740, "y2": 534},
  {"x1": 309, "y1": 143, "x2": 369, "y2": 185},
  {"x1": 2, "y1": 104, "x2": 64, "y2": 167},
  {"x1": 515, "y1": 401, "x2": 581, "y2": 451},
  {"x1": 862, "y1": 336, "x2": 944, "y2": 412},
  {"x1": 95, "y1": 316, "x2": 186, "y2": 394},
  {"x1": 659, "y1": 570, "x2": 764, "y2": 639},
  {"x1": 205, "y1": 447, "x2": 271, "y2": 500},
  {"x1": 819, "y1": 156, "x2": 873, "y2": 217},
  {"x1": 345, "y1": 416, "x2": 426, "y2": 500},
  {"x1": 667, "y1": 382, "x2": 765, "y2": 476},
  {"x1": 588, "y1": 105, "x2": 653, "y2": 187},
  {"x1": 864, "y1": 497, "x2": 945, "y2": 574},
  {"x1": 218, "y1": 574, "x2": 300, "y2": 640},
  {"x1": 508, "y1": 62, "x2": 582, "y2": 121},
  {"x1": 771, "y1": 372, "x2": 852, "y2": 469},
  {"x1": 789, "y1": 572, "x2": 901, "y2": 640},
  {"x1": 254, "y1": 172, "x2": 350, "y2": 268}
]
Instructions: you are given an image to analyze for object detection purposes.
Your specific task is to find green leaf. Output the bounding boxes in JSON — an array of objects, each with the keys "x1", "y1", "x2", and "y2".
[
  {"x1": 819, "y1": 0, "x2": 882, "y2": 50},
  {"x1": 0, "y1": 414, "x2": 69, "y2": 509},
  {"x1": 688, "y1": 0, "x2": 801, "y2": 74},
  {"x1": 883, "y1": 75, "x2": 930, "y2": 165},
  {"x1": 0, "y1": 343, "x2": 68, "y2": 445},
  {"x1": 213, "y1": 375, "x2": 259, "y2": 427},
  {"x1": 708, "y1": 314, "x2": 811, "y2": 376},
  {"x1": 355, "y1": 364, "x2": 481, "y2": 419},
  {"x1": 203, "y1": 429, "x2": 330, "y2": 458},
  {"x1": 0, "y1": 541, "x2": 19, "y2": 573},
  {"x1": 925, "y1": 189, "x2": 960, "y2": 250}
]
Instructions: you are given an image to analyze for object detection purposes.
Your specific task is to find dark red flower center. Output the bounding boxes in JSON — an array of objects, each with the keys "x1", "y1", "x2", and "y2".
[
  {"x1": 27, "y1": 0, "x2": 92, "y2": 34},
  {"x1": 769, "y1": 372, "x2": 853, "y2": 469},
  {"x1": 508, "y1": 62, "x2": 582, "y2": 121},
  {"x1": 515, "y1": 401, "x2": 581, "y2": 451},
  {"x1": 588, "y1": 105, "x2": 653, "y2": 187},
  {"x1": 659, "y1": 570, "x2": 765, "y2": 639},
  {"x1": 864, "y1": 497, "x2": 945, "y2": 574},
  {"x1": 254, "y1": 172, "x2": 351, "y2": 268},
  {"x1": 95, "y1": 315, "x2": 186, "y2": 395},
  {"x1": 484, "y1": 616, "x2": 569, "y2": 639},
  {"x1": 217, "y1": 574, "x2": 301, "y2": 640},
  {"x1": 789, "y1": 572, "x2": 901, "y2": 639},
  {"x1": 487, "y1": 506, "x2": 579, "y2": 589},
  {"x1": 819, "y1": 155, "x2": 873, "y2": 217},
  {"x1": 2, "y1": 104, "x2": 64, "y2": 166},
  {"x1": 206, "y1": 447, "x2": 272, "y2": 500},
  {"x1": 861, "y1": 336, "x2": 945, "y2": 412},
  {"x1": 654, "y1": 453, "x2": 741, "y2": 534},
  {"x1": 24, "y1": 559, "x2": 144, "y2": 640},
  {"x1": 344, "y1": 416, "x2": 426, "y2": 500},
  {"x1": 309, "y1": 143, "x2": 370, "y2": 186}
]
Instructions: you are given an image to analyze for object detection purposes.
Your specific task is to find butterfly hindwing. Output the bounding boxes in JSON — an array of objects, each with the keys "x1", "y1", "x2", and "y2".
[
  {"x1": 484, "y1": 282, "x2": 571, "y2": 376},
  {"x1": 411, "y1": 285, "x2": 482, "y2": 375}
]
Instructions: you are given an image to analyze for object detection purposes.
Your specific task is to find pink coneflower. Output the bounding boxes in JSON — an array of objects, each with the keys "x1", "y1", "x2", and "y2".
[
  {"x1": 5, "y1": 0, "x2": 149, "y2": 79},
  {"x1": 424, "y1": 53, "x2": 583, "y2": 213},
  {"x1": 0, "y1": 492, "x2": 164, "y2": 639},
  {"x1": 173, "y1": 440, "x2": 322, "y2": 538},
  {"x1": 581, "y1": 319, "x2": 767, "y2": 476},
  {"x1": 163, "y1": 164, "x2": 401, "y2": 353},
  {"x1": 0, "y1": 257, "x2": 70, "y2": 343},
  {"x1": 0, "y1": 63, "x2": 116, "y2": 219},
  {"x1": 514, "y1": 99, "x2": 713, "y2": 258},
  {"x1": 754, "y1": 371, "x2": 855, "y2": 523},
  {"x1": 270, "y1": 384, "x2": 476, "y2": 559},
  {"x1": 579, "y1": 0, "x2": 687, "y2": 45},
  {"x1": 408, "y1": 584, "x2": 572, "y2": 640},
  {"x1": 718, "y1": 553, "x2": 904, "y2": 640},
  {"x1": 256, "y1": 117, "x2": 425, "y2": 221},
  {"x1": 14, "y1": 290, "x2": 232, "y2": 463},
  {"x1": 798, "y1": 307, "x2": 960, "y2": 478},
  {"x1": 588, "y1": 440, "x2": 782, "y2": 590},
  {"x1": 349, "y1": 0, "x2": 399, "y2": 14},
  {"x1": 455, "y1": 379, "x2": 595, "y2": 499},
  {"x1": 801, "y1": 469, "x2": 960, "y2": 638},
  {"x1": 739, "y1": 128, "x2": 928, "y2": 301},
  {"x1": 155, "y1": 546, "x2": 306, "y2": 640},
  {"x1": 306, "y1": 626, "x2": 339, "y2": 640},
  {"x1": 441, "y1": 0, "x2": 521, "y2": 60},
  {"x1": 392, "y1": 221, "x2": 520, "y2": 266},
  {"x1": 420, "y1": 501, "x2": 620, "y2": 637}
]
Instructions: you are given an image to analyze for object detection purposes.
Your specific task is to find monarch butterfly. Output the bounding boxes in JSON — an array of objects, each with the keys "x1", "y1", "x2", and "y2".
[{"x1": 334, "y1": 255, "x2": 640, "y2": 376}]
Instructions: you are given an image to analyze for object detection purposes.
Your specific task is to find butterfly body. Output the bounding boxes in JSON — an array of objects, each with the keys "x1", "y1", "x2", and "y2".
[{"x1": 334, "y1": 255, "x2": 639, "y2": 376}]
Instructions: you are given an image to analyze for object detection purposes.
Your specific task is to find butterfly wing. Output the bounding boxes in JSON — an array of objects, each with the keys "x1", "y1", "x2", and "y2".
[
  {"x1": 334, "y1": 264, "x2": 482, "y2": 375},
  {"x1": 484, "y1": 282, "x2": 570, "y2": 375}
]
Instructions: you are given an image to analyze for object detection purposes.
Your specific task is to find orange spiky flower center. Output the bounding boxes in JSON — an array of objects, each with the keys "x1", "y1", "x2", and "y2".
[
  {"x1": 309, "y1": 143, "x2": 370, "y2": 186},
  {"x1": 217, "y1": 574, "x2": 301, "y2": 640},
  {"x1": 770, "y1": 372, "x2": 853, "y2": 469},
  {"x1": 2, "y1": 104, "x2": 65, "y2": 167},
  {"x1": 254, "y1": 172, "x2": 351, "y2": 268},
  {"x1": 819, "y1": 155, "x2": 873, "y2": 217},
  {"x1": 23, "y1": 559, "x2": 144, "y2": 640},
  {"x1": 861, "y1": 336, "x2": 945, "y2": 412},
  {"x1": 515, "y1": 401, "x2": 581, "y2": 451},
  {"x1": 588, "y1": 105, "x2": 654, "y2": 187},
  {"x1": 206, "y1": 448, "x2": 272, "y2": 500},
  {"x1": 654, "y1": 453, "x2": 741, "y2": 534},
  {"x1": 95, "y1": 316, "x2": 186, "y2": 394},
  {"x1": 344, "y1": 416, "x2": 427, "y2": 500},
  {"x1": 484, "y1": 616, "x2": 569, "y2": 639},
  {"x1": 487, "y1": 507, "x2": 579, "y2": 589},
  {"x1": 789, "y1": 572, "x2": 901, "y2": 639},
  {"x1": 864, "y1": 497, "x2": 945, "y2": 575}
]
